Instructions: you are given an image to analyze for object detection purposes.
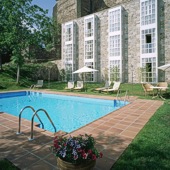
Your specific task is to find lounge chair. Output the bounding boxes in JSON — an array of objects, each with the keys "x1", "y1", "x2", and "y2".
[
  {"x1": 157, "y1": 82, "x2": 168, "y2": 93},
  {"x1": 142, "y1": 83, "x2": 154, "y2": 96},
  {"x1": 65, "y1": 81, "x2": 74, "y2": 90},
  {"x1": 94, "y1": 81, "x2": 111, "y2": 92},
  {"x1": 30, "y1": 80, "x2": 44, "y2": 89},
  {"x1": 102, "y1": 82, "x2": 120, "y2": 93},
  {"x1": 73, "y1": 81, "x2": 84, "y2": 91}
]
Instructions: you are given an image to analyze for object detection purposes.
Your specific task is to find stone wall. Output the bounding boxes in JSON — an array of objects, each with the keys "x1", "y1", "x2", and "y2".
[
  {"x1": 162, "y1": 0, "x2": 170, "y2": 82},
  {"x1": 54, "y1": 0, "x2": 77, "y2": 23},
  {"x1": 62, "y1": 0, "x2": 141, "y2": 82},
  {"x1": 54, "y1": 0, "x2": 135, "y2": 24},
  {"x1": 102, "y1": 0, "x2": 134, "y2": 7},
  {"x1": 57, "y1": 0, "x2": 170, "y2": 83}
]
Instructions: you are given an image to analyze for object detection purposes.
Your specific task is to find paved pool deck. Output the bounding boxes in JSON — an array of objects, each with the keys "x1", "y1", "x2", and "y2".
[{"x1": 0, "y1": 91, "x2": 164, "y2": 170}]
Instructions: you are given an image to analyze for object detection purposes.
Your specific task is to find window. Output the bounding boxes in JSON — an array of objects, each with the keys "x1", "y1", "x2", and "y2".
[
  {"x1": 142, "y1": 28, "x2": 155, "y2": 53},
  {"x1": 110, "y1": 35, "x2": 120, "y2": 57},
  {"x1": 141, "y1": 0, "x2": 156, "y2": 25},
  {"x1": 88, "y1": 22, "x2": 91, "y2": 30},
  {"x1": 65, "y1": 44, "x2": 72, "y2": 62},
  {"x1": 65, "y1": 64, "x2": 73, "y2": 81},
  {"x1": 109, "y1": 9, "x2": 121, "y2": 32},
  {"x1": 108, "y1": 7, "x2": 122, "y2": 82},
  {"x1": 146, "y1": 34, "x2": 151, "y2": 43},
  {"x1": 85, "y1": 40, "x2": 93, "y2": 59},
  {"x1": 65, "y1": 24, "x2": 72, "y2": 41},
  {"x1": 63, "y1": 22, "x2": 76, "y2": 81},
  {"x1": 146, "y1": 63, "x2": 152, "y2": 72},
  {"x1": 109, "y1": 60, "x2": 120, "y2": 81},
  {"x1": 141, "y1": 57, "x2": 156, "y2": 83},
  {"x1": 85, "y1": 18, "x2": 93, "y2": 37}
]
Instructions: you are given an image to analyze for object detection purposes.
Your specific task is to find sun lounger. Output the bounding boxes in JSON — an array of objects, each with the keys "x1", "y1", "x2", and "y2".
[
  {"x1": 102, "y1": 82, "x2": 120, "y2": 93},
  {"x1": 30, "y1": 80, "x2": 43, "y2": 89},
  {"x1": 65, "y1": 81, "x2": 74, "y2": 90},
  {"x1": 73, "y1": 81, "x2": 84, "y2": 91},
  {"x1": 94, "y1": 81, "x2": 111, "y2": 92}
]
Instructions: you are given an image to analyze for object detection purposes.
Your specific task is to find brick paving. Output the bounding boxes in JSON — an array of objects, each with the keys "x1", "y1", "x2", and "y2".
[{"x1": 0, "y1": 91, "x2": 163, "y2": 170}]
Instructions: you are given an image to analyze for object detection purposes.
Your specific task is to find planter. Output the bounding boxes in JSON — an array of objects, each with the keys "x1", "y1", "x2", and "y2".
[{"x1": 57, "y1": 157, "x2": 96, "y2": 170}]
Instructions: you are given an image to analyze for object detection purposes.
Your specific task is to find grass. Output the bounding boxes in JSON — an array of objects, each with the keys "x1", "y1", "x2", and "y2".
[
  {"x1": 111, "y1": 101, "x2": 170, "y2": 170},
  {"x1": 0, "y1": 159, "x2": 20, "y2": 170},
  {"x1": 0, "y1": 65, "x2": 170, "y2": 169}
]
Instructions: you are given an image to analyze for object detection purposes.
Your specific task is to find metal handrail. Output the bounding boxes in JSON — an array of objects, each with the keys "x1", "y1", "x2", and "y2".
[
  {"x1": 116, "y1": 89, "x2": 129, "y2": 105},
  {"x1": 29, "y1": 108, "x2": 57, "y2": 140},
  {"x1": 116, "y1": 89, "x2": 122, "y2": 101},
  {"x1": 124, "y1": 90, "x2": 129, "y2": 104},
  {"x1": 16, "y1": 106, "x2": 44, "y2": 135}
]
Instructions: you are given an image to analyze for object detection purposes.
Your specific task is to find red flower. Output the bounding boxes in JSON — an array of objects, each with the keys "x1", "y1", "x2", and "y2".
[
  {"x1": 92, "y1": 154, "x2": 97, "y2": 160},
  {"x1": 74, "y1": 155, "x2": 78, "y2": 160},
  {"x1": 88, "y1": 149, "x2": 92, "y2": 155},
  {"x1": 81, "y1": 149, "x2": 85, "y2": 155},
  {"x1": 77, "y1": 148, "x2": 82, "y2": 152},
  {"x1": 54, "y1": 143, "x2": 60, "y2": 149},
  {"x1": 82, "y1": 153, "x2": 88, "y2": 159},
  {"x1": 99, "y1": 152, "x2": 103, "y2": 158}
]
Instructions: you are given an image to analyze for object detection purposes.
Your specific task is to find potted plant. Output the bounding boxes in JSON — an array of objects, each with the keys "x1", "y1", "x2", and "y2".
[{"x1": 51, "y1": 134, "x2": 103, "y2": 170}]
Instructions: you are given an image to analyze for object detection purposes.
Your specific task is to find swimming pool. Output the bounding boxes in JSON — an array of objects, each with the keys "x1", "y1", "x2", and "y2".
[{"x1": 0, "y1": 91, "x2": 129, "y2": 133}]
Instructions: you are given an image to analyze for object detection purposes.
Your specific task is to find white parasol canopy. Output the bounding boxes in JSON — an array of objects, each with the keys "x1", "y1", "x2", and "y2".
[
  {"x1": 73, "y1": 66, "x2": 98, "y2": 91},
  {"x1": 158, "y1": 64, "x2": 170, "y2": 71},
  {"x1": 73, "y1": 66, "x2": 98, "y2": 74}
]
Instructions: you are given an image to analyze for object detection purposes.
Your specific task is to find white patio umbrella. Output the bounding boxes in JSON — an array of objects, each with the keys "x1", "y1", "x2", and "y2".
[
  {"x1": 158, "y1": 64, "x2": 170, "y2": 71},
  {"x1": 73, "y1": 66, "x2": 98, "y2": 91},
  {"x1": 73, "y1": 66, "x2": 98, "y2": 74}
]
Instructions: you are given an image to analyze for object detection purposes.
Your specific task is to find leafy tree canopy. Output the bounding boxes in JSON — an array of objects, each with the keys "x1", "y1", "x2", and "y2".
[{"x1": 0, "y1": 0, "x2": 56, "y2": 82}]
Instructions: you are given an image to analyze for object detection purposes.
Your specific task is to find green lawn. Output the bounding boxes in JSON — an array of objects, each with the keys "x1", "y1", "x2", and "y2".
[
  {"x1": 0, "y1": 159, "x2": 20, "y2": 170},
  {"x1": 111, "y1": 101, "x2": 170, "y2": 170},
  {"x1": 0, "y1": 66, "x2": 170, "y2": 169}
]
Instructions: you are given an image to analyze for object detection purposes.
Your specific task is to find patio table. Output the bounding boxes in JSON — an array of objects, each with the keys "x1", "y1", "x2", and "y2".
[{"x1": 151, "y1": 86, "x2": 168, "y2": 100}]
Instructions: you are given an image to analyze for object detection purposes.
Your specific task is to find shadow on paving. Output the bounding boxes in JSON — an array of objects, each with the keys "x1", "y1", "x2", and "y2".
[
  {"x1": 0, "y1": 129, "x2": 56, "y2": 169},
  {"x1": 0, "y1": 128, "x2": 133, "y2": 170},
  {"x1": 84, "y1": 132, "x2": 132, "y2": 170}
]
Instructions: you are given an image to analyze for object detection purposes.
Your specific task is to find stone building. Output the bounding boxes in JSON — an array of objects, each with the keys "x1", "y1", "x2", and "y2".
[{"x1": 53, "y1": 0, "x2": 170, "y2": 83}]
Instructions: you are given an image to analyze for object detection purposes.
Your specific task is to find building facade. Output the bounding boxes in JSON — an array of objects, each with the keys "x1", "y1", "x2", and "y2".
[{"x1": 53, "y1": 0, "x2": 170, "y2": 83}]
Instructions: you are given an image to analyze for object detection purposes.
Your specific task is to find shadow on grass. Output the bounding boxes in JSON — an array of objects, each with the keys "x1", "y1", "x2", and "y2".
[
  {"x1": 0, "y1": 158, "x2": 20, "y2": 170},
  {"x1": 111, "y1": 141, "x2": 170, "y2": 170},
  {"x1": 0, "y1": 85, "x2": 6, "y2": 89}
]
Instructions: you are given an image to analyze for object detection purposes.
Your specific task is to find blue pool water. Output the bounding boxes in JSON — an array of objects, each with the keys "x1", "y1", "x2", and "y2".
[{"x1": 0, "y1": 91, "x2": 129, "y2": 133}]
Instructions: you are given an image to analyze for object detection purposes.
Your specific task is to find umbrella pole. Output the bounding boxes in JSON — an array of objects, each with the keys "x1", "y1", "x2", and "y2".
[
  {"x1": 83, "y1": 73, "x2": 87, "y2": 92},
  {"x1": 84, "y1": 73, "x2": 87, "y2": 92}
]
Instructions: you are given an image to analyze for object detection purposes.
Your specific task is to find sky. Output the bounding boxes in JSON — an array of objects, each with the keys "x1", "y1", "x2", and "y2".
[{"x1": 32, "y1": 0, "x2": 56, "y2": 17}]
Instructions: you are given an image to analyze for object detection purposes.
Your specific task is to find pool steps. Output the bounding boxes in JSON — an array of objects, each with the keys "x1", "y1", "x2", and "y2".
[
  {"x1": 16, "y1": 106, "x2": 56, "y2": 141},
  {"x1": 116, "y1": 89, "x2": 129, "y2": 105}
]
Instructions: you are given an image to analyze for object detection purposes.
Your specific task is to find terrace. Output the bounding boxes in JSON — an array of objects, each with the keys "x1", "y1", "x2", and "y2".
[{"x1": 0, "y1": 90, "x2": 166, "y2": 170}]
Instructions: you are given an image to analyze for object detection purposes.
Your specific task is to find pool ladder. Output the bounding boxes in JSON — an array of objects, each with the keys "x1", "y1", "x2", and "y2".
[
  {"x1": 116, "y1": 89, "x2": 129, "y2": 105},
  {"x1": 16, "y1": 106, "x2": 57, "y2": 141}
]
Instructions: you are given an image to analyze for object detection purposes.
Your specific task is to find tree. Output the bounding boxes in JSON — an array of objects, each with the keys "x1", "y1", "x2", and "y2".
[
  {"x1": 0, "y1": 1, "x2": 12, "y2": 71},
  {"x1": 45, "y1": 20, "x2": 61, "y2": 58},
  {"x1": 0, "y1": 0, "x2": 55, "y2": 83}
]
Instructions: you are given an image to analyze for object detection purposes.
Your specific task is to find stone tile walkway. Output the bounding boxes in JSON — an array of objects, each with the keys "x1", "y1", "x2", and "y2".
[{"x1": 0, "y1": 91, "x2": 163, "y2": 170}]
